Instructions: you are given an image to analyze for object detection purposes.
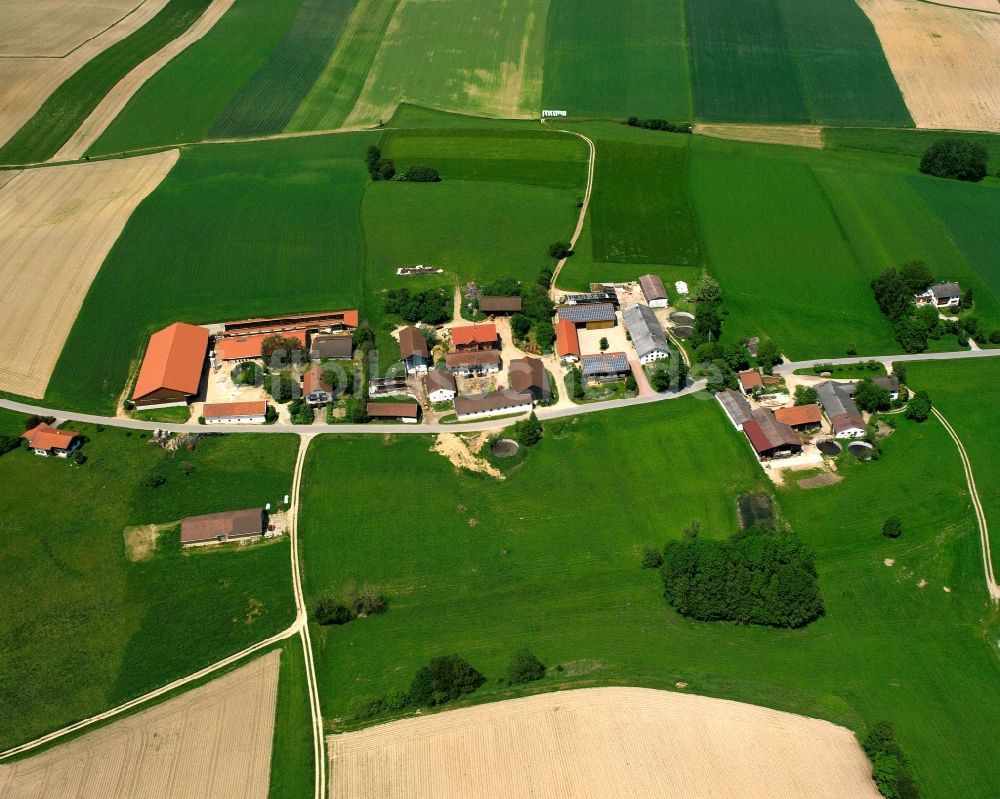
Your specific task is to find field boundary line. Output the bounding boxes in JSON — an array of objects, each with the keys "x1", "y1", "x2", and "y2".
[
  {"x1": 932, "y1": 407, "x2": 1000, "y2": 601},
  {"x1": 915, "y1": 0, "x2": 1000, "y2": 15}
]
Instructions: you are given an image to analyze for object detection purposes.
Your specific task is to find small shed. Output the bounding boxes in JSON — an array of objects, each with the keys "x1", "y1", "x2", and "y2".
[
  {"x1": 203, "y1": 401, "x2": 268, "y2": 424},
  {"x1": 367, "y1": 402, "x2": 420, "y2": 423}
]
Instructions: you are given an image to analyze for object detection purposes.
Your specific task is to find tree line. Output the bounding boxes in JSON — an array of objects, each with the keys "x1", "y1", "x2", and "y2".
[
  {"x1": 625, "y1": 117, "x2": 692, "y2": 134},
  {"x1": 366, "y1": 145, "x2": 440, "y2": 182}
]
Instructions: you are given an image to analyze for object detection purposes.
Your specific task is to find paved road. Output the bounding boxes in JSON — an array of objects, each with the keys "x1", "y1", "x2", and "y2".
[{"x1": 775, "y1": 348, "x2": 1000, "y2": 375}]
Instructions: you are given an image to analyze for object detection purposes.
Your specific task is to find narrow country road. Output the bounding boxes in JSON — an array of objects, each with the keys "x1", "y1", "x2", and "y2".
[
  {"x1": 774, "y1": 348, "x2": 1000, "y2": 375},
  {"x1": 544, "y1": 122, "x2": 595, "y2": 301}
]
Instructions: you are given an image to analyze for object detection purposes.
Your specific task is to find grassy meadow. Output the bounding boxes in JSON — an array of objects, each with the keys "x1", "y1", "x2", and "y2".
[
  {"x1": 0, "y1": 0, "x2": 213, "y2": 164},
  {"x1": 48, "y1": 132, "x2": 377, "y2": 414},
  {"x1": 541, "y1": 0, "x2": 691, "y2": 120},
  {"x1": 89, "y1": 0, "x2": 306, "y2": 155},
  {"x1": 208, "y1": 0, "x2": 357, "y2": 137},
  {"x1": 904, "y1": 357, "x2": 1000, "y2": 548},
  {"x1": 267, "y1": 636, "x2": 314, "y2": 799},
  {"x1": 299, "y1": 398, "x2": 1000, "y2": 798},
  {"x1": 0, "y1": 414, "x2": 297, "y2": 749}
]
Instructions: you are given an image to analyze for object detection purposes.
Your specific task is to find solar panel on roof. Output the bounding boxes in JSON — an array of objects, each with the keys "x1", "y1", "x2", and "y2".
[{"x1": 556, "y1": 304, "x2": 615, "y2": 323}]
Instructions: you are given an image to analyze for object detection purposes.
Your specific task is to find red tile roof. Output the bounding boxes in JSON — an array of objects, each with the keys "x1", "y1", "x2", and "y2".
[
  {"x1": 556, "y1": 318, "x2": 580, "y2": 359},
  {"x1": 738, "y1": 370, "x2": 764, "y2": 390},
  {"x1": 742, "y1": 420, "x2": 772, "y2": 455},
  {"x1": 133, "y1": 323, "x2": 209, "y2": 401},
  {"x1": 302, "y1": 366, "x2": 331, "y2": 395},
  {"x1": 215, "y1": 329, "x2": 306, "y2": 361},
  {"x1": 775, "y1": 404, "x2": 822, "y2": 426},
  {"x1": 451, "y1": 323, "x2": 497, "y2": 347},
  {"x1": 22, "y1": 423, "x2": 79, "y2": 451},
  {"x1": 203, "y1": 401, "x2": 267, "y2": 419}
]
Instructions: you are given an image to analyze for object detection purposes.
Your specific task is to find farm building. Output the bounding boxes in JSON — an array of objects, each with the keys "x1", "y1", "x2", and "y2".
[
  {"x1": 509, "y1": 357, "x2": 551, "y2": 402},
  {"x1": 452, "y1": 323, "x2": 499, "y2": 351},
  {"x1": 717, "y1": 389, "x2": 753, "y2": 430},
  {"x1": 638, "y1": 274, "x2": 668, "y2": 308},
  {"x1": 21, "y1": 423, "x2": 81, "y2": 458},
  {"x1": 399, "y1": 326, "x2": 430, "y2": 374},
  {"x1": 775, "y1": 404, "x2": 823, "y2": 430},
  {"x1": 479, "y1": 296, "x2": 522, "y2": 314},
  {"x1": 445, "y1": 350, "x2": 501, "y2": 376},
  {"x1": 309, "y1": 334, "x2": 353, "y2": 361},
  {"x1": 223, "y1": 309, "x2": 357, "y2": 335},
  {"x1": 454, "y1": 392, "x2": 533, "y2": 421},
  {"x1": 214, "y1": 330, "x2": 306, "y2": 363},
  {"x1": 830, "y1": 412, "x2": 867, "y2": 439},
  {"x1": 744, "y1": 408, "x2": 802, "y2": 460},
  {"x1": 565, "y1": 291, "x2": 618, "y2": 307},
  {"x1": 556, "y1": 303, "x2": 616, "y2": 330},
  {"x1": 580, "y1": 352, "x2": 631, "y2": 382},
  {"x1": 622, "y1": 304, "x2": 669, "y2": 364},
  {"x1": 132, "y1": 322, "x2": 209, "y2": 408},
  {"x1": 181, "y1": 508, "x2": 267, "y2": 547},
  {"x1": 914, "y1": 282, "x2": 961, "y2": 309},
  {"x1": 738, "y1": 370, "x2": 763, "y2": 394},
  {"x1": 203, "y1": 401, "x2": 268, "y2": 425},
  {"x1": 426, "y1": 369, "x2": 457, "y2": 403},
  {"x1": 367, "y1": 402, "x2": 420, "y2": 423},
  {"x1": 843, "y1": 375, "x2": 900, "y2": 401},
  {"x1": 555, "y1": 318, "x2": 581, "y2": 363},
  {"x1": 302, "y1": 367, "x2": 334, "y2": 406}
]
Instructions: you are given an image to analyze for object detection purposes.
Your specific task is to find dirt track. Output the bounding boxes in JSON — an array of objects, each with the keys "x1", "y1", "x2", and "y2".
[
  {"x1": 53, "y1": 0, "x2": 235, "y2": 160},
  {"x1": 0, "y1": 0, "x2": 170, "y2": 148},
  {"x1": 859, "y1": 0, "x2": 1000, "y2": 131},
  {"x1": 0, "y1": 149, "x2": 178, "y2": 397},
  {"x1": 694, "y1": 123, "x2": 824, "y2": 149},
  {"x1": 0, "y1": 652, "x2": 280, "y2": 799},
  {"x1": 327, "y1": 687, "x2": 881, "y2": 798}
]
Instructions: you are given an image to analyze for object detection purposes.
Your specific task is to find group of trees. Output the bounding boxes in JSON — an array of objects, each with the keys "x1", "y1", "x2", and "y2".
[
  {"x1": 920, "y1": 138, "x2": 988, "y2": 182},
  {"x1": 495, "y1": 269, "x2": 555, "y2": 351},
  {"x1": 383, "y1": 286, "x2": 451, "y2": 325},
  {"x1": 660, "y1": 528, "x2": 825, "y2": 628},
  {"x1": 862, "y1": 722, "x2": 919, "y2": 799},
  {"x1": 313, "y1": 586, "x2": 388, "y2": 626},
  {"x1": 398, "y1": 165, "x2": 441, "y2": 182},
  {"x1": 261, "y1": 334, "x2": 305, "y2": 367},
  {"x1": 0, "y1": 433, "x2": 24, "y2": 458},
  {"x1": 548, "y1": 241, "x2": 573, "y2": 260},
  {"x1": 853, "y1": 377, "x2": 893, "y2": 413},
  {"x1": 794, "y1": 385, "x2": 818, "y2": 406},
  {"x1": 512, "y1": 412, "x2": 543, "y2": 446},
  {"x1": 870, "y1": 261, "x2": 965, "y2": 353},
  {"x1": 625, "y1": 117, "x2": 691, "y2": 134},
  {"x1": 354, "y1": 648, "x2": 546, "y2": 720},
  {"x1": 365, "y1": 145, "x2": 395, "y2": 181}
]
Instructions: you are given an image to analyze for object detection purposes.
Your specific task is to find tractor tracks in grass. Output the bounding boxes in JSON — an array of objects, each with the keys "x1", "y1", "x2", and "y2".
[{"x1": 932, "y1": 407, "x2": 1000, "y2": 602}]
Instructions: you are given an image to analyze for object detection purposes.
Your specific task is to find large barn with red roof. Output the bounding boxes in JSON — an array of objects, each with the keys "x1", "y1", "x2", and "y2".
[{"x1": 132, "y1": 322, "x2": 209, "y2": 408}]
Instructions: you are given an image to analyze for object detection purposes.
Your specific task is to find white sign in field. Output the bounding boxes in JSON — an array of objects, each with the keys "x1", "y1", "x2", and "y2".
[{"x1": 541, "y1": 109, "x2": 567, "y2": 118}]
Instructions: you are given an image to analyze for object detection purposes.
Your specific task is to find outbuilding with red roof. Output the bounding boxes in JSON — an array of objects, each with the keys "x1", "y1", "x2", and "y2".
[
  {"x1": 451, "y1": 323, "x2": 498, "y2": 351},
  {"x1": 556, "y1": 318, "x2": 580, "y2": 363}
]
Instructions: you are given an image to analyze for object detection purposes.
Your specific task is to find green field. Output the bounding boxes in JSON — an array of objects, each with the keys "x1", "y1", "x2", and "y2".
[
  {"x1": 686, "y1": 0, "x2": 909, "y2": 125},
  {"x1": 380, "y1": 128, "x2": 588, "y2": 188},
  {"x1": 904, "y1": 357, "x2": 1000, "y2": 550},
  {"x1": 0, "y1": 415, "x2": 297, "y2": 749},
  {"x1": 287, "y1": 0, "x2": 401, "y2": 131},
  {"x1": 48, "y1": 133, "x2": 377, "y2": 414},
  {"x1": 825, "y1": 127, "x2": 1000, "y2": 167},
  {"x1": 208, "y1": 0, "x2": 357, "y2": 137},
  {"x1": 541, "y1": 0, "x2": 691, "y2": 120},
  {"x1": 329, "y1": 0, "x2": 549, "y2": 126},
  {"x1": 589, "y1": 137, "x2": 701, "y2": 266},
  {"x1": 88, "y1": 0, "x2": 306, "y2": 155},
  {"x1": 688, "y1": 140, "x2": 898, "y2": 357},
  {"x1": 299, "y1": 399, "x2": 1000, "y2": 797},
  {"x1": 267, "y1": 636, "x2": 314, "y2": 799},
  {"x1": 0, "y1": 0, "x2": 213, "y2": 164}
]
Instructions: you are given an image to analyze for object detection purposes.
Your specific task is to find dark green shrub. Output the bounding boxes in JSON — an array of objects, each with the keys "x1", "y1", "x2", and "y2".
[
  {"x1": 313, "y1": 596, "x2": 355, "y2": 625},
  {"x1": 409, "y1": 654, "x2": 485, "y2": 706},
  {"x1": 882, "y1": 516, "x2": 902, "y2": 539},
  {"x1": 507, "y1": 648, "x2": 546, "y2": 684},
  {"x1": 642, "y1": 547, "x2": 663, "y2": 569}
]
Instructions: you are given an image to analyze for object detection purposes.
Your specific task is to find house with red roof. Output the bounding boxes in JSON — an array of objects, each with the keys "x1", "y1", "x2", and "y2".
[
  {"x1": 22, "y1": 423, "x2": 82, "y2": 458},
  {"x1": 451, "y1": 323, "x2": 498, "y2": 351}
]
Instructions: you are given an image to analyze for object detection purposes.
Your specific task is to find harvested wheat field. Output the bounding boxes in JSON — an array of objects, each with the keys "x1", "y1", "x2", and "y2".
[
  {"x1": 693, "y1": 123, "x2": 824, "y2": 149},
  {"x1": 859, "y1": 0, "x2": 1000, "y2": 131},
  {"x1": 0, "y1": 652, "x2": 280, "y2": 799},
  {"x1": 0, "y1": 0, "x2": 169, "y2": 147},
  {"x1": 931, "y1": 0, "x2": 999, "y2": 11},
  {"x1": 53, "y1": 0, "x2": 235, "y2": 160},
  {"x1": 327, "y1": 687, "x2": 881, "y2": 799},
  {"x1": 0, "y1": 149, "x2": 178, "y2": 397}
]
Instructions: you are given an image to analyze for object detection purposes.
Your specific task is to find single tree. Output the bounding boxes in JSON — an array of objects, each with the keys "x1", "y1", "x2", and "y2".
[
  {"x1": 694, "y1": 271, "x2": 722, "y2": 303},
  {"x1": 642, "y1": 547, "x2": 664, "y2": 568},
  {"x1": 854, "y1": 378, "x2": 892, "y2": 412},
  {"x1": 794, "y1": 385, "x2": 818, "y2": 406},
  {"x1": 507, "y1": 648, "x2": 546, "y2": 684},
  {"x1": 898, "y1": 260, "x2": 935, "y2": 294},
  {"x1": 510, "y1": 313, "x2": 531, "y2": 340},
  {"x1": 882, "y1": 516, "x2": 903, "y2": 539},
  {"x1": 599, "y1": 336, "x2": 609, "y2": 352},
  {"x1": 313, "y1": 597, "x2": 355, "y2": 625},
  {"x1": 905, "y1": 391, "x2": 932, "y2": 422},
  {"x1": 513, "y1": 412, "x2": 543, "y2": 446},
  {"x1": 755, "y1": 339, "x2": 782, "y2": 372},
  {"x1": 624, "y1": 372, "x2": 638, "y2": 392}
]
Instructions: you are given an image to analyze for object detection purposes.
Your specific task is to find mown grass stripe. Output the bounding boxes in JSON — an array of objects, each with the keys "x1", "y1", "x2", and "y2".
[
  {"x1": 208, "y1": 0, "x2": 358, "y2": 138},
  {"x1": 0, "y1": 0, "x2": 213, "y2": 165}
]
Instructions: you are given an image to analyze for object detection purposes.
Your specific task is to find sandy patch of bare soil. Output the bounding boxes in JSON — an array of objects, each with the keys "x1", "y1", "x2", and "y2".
[
  {"x1": 0, "y1": 652, "x2": 280, "y2": 799},
  {"x1": 859, "y1": 0, "x2": 1000, "y2": 131},
  {"x1": 0, "y1": 0, "x2": 170, "y2": 148},
  {"x1": 797, "y1": 472, "x2": 844, "y2": 489},
  {"x1": 432, "y1": 433, "x2": 504, "y2": 479},
  {"x1": 328, "y1": 687, "x2": 881, "y2": 799},
  {"x1": 123, "y1": 521, "x2": 177, "y2": 561},
  {"x1": 0, "y1": 150, "x2": 178, "y2": 397},
  {"x1": 694, "y1": 123, "x2": 824, "y2": 148},
  {"x1": 54, "y1": 0, "x2": 235, "y2": 160}
]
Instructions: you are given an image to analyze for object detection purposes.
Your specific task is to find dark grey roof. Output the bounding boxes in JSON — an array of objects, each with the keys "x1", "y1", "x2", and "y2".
[
  {"x1": 509, "y1": 357, "x2": 551, "y2": 401},
  {"x1": 815, "y1": 381, "x2": 858, "y2": 418},
  {"x1": 310, "y1": 334, "x2": 353, "y2": 359},
  {"x1": 426, "y1": 369, "x2": 456, "y2": 393},
  {"x1": 639, "y1": 274, "x2": 667, "y2": 302},
  {"x1": 622, "y1": 304, "x2": 669, "y2": 359},
  {"x1": 580, "y1": 352, "x2": 630, "y2": 376},
  {"x1": 717, "y1": 389, "x2": 753, "y2": 427},
  {"x1": 930, "y1": 282, "x2": 960, "y2": 299},
  {"x1": 874, "y1": 375, "x2": 900, "y2": 392},
  {"x1": 557, "y1": 303, "x2": 616, "y2": 323}
]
